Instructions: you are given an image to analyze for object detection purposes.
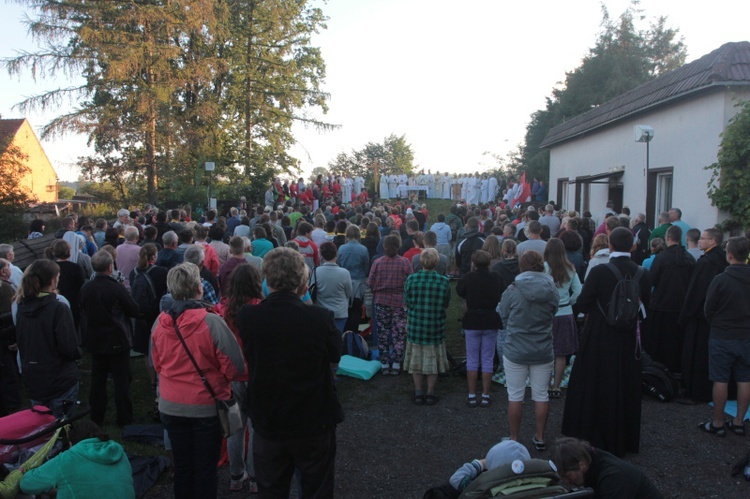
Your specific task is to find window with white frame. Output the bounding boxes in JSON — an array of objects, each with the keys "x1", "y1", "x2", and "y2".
[{"x1": 655, "y1": 172, "x2": 673, "y2": 216}]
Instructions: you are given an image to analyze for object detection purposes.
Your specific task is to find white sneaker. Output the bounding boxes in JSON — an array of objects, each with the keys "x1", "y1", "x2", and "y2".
[{"x1": 229, "y1": 471, "x2": 249, "y2": 492}]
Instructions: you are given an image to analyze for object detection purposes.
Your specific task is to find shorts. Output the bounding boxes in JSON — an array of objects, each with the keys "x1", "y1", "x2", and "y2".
[
  {"x1": 503, "y1": 357, "x2": 553, "y2": 402},
  {"x1": 709, "y1": 337, "x2": 750, "y2": 383}
]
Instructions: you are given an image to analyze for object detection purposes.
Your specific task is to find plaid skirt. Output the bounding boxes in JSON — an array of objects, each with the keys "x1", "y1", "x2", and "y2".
[
  {"x1": 403, "y1": 341, "x2": 450, "y2": 375},
  {"x1": 552, "y1": 314, "x2": 578, "y2": 356}
]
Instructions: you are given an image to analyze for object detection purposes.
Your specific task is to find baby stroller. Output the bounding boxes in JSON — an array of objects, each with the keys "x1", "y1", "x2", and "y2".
[{"x1": 0, "y1": 403, "x2": 87, "y2": 498}]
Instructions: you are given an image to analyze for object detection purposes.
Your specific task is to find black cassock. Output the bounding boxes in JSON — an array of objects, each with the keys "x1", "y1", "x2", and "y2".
[
  {"x1": 678, "y1": 247, "x2": 728, "y2": 402},
  {"x1": 562, "y1": 256, "x2": 651, "y2": 457}
]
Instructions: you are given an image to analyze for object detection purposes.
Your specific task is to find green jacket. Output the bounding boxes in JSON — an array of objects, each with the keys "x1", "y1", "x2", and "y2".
[
  {"x1": 648, "y1": 222, "x2": 671, "y2": 244},
  {"x1": 21, "y1": 438, "x2": 134, "y2": 499}
]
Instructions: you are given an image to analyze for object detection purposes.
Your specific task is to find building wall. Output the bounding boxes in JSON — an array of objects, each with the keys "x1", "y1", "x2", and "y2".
[
  {"x1": 549, "y1": 89, "x2": 750, "y2": 231},
  {"x1": 12, "y1": 120, "x2": 58, "y2": 203}
]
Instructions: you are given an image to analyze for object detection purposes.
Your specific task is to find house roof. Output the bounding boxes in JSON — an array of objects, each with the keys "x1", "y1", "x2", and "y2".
[
  {"x1": 540, "y1": 41, "x2": 750, "y2": 148},
  {"x1": 0, "y1": 118, "x2": 26, "y2": 150}
]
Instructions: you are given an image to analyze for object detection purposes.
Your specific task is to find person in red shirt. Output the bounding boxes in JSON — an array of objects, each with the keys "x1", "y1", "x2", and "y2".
[
  {"x1": 290, "y1": 180, "x2": 299, "y2": 203},
  {"x1": 358, "y1": 189, "x2": 368, "y2": 204},
  {"x1": 402, "y1": 232, "x2": 424, "y2": 264},
  {"x1": 332, "y1": 180, "x2": 342, "y2": 202}
]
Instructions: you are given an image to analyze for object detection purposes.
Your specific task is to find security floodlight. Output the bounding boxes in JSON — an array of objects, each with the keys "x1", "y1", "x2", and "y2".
[
  {"x1": 634, "y1": 125, "x2": 654, "y2": 143},
  {"x1": 205, "y1": 162, "x2": 215, "y2": 171}
]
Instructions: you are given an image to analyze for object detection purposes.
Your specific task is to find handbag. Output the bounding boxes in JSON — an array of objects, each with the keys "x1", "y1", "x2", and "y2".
[{"x1": 171, "y1": 314, "x2": 243, "y2": 437}]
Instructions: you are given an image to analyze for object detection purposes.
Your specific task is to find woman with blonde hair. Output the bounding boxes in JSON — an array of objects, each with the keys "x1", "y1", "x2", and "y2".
[
  {"x1": 404, "y1": 248, "x2": 451, "y2": 405},
  {"x1": 584, "y1": 234, "x2": 610, "y2": 281}
]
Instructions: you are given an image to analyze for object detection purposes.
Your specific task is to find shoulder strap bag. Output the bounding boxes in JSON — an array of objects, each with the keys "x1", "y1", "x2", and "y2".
[{"x1": 170, "y1": 313, "x2": 242, "y2": 437}]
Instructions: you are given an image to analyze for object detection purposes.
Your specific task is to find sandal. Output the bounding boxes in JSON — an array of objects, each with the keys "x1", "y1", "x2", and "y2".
[
  {"x1": 531, "y1": 436, "x2": 546, "y2": 451},
  {"x1": 727, "y1": 419, "x2": 746, "y2": 436},
  {"x1": 425, "y1": 394, "x2": 439, "y2": 406},
  {"x1": 698, "y1": 420, "x2": 726, "y2": 437},
  {"x1": 413, "y1": 393, "x2": 425, "y2": 405},
  {"x1": 466, "y1": 396, "x2": 478, "y2": 408},
  {"x1": 480, "y1": 395, "x2": 491, "y2": 408},
  {"x1": 548, "y1": 388, "x2": 561, "y2": 399}
]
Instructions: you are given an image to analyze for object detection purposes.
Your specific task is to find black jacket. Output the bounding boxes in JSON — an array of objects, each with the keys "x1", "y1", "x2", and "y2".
[
  {"x1": 80, "y1": 274, "x2": 143, "y2": 354},
  {"x1": 16, "y1": 294, "x2": 81, "y2": 401},
  {"x1": 650, "y1": 244, "x2": 694, "y2": 312},
  {"x1": 491, "y1": 258, "x2": 520, "y2": 296},
  {"x1": 631, "y1": 222, "x2": 651, "y2": 265},
  {"x1": 237, "y1": 291, "x2": 343, "y2": 440},
  {"x1": 455, "y1": 230, "x2": 486, "y2": 275},
  {"x1": 456, "y1": 269, "x2": 502, "y2": 329},
  {"x1": 705, "y1": 264, "x2": 750, "y2": 341}
]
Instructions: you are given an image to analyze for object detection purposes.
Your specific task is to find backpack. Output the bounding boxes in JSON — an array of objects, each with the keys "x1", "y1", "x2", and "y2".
[
  {"x1": 597, "y1": 263, "x2": 644, "y2": 331},
  {"x1": 131, "y1": 266, "x2": 158, "y2": 317},
  {"x1": 341, "y1": 330, "x2": 370, "y2": 360},
  {"x1": 448, "y1": 217, "x2": 462, "y2": 242},
  {"x1": 641, "y1": 352, "x2": 679, "y2": 402}
]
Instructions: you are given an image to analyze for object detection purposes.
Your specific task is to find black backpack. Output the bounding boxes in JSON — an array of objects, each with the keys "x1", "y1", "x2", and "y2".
[
  {"x1": 597, "y1": 263, "x2": 643, "y2": 331},
  {"x1": 448, "y1": 217, "x2": 462, "y2": 241},
  {"x1": 641, "y1": 352, "x2": 679, "y2": 402}
]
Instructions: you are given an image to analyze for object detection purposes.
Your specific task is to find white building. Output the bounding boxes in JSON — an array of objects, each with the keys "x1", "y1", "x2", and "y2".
[{"x1": 542, "y1": 41, "x2": 750, "y2": 231}]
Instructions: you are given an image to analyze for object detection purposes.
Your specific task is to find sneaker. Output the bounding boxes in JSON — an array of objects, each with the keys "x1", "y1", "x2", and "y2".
[{"x1": 229, "y1": 471, "x2": 249, "y2": 492}]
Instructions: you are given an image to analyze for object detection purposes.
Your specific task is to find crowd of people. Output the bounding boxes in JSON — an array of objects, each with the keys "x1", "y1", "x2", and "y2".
[{"x1": 0, "y1": 176, "x2": 748, "y2": 498}]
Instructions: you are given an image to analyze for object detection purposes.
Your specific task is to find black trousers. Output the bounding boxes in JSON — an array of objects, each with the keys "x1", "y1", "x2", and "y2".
[
  {"x1": 344, "y1": 297, "x2": 363, "y2": 334},
  {"x1": 90, "y1": 351, "x2": 133, "y2": 426},
  {"x1": 0, "y1": 347, "x2": 22, "y2": 416},
  {"x1": 253, "y1": 428, "x2": 336, "y2": 499}
]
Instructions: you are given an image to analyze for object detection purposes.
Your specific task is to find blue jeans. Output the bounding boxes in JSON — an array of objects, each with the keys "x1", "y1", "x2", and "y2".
[
  {"x1": 334, "y1": 318, "x2": 347, "y2": 334},
  {"x1": 161, "y1": 413, "x2": 222, "y2": 499},
  {"x1": 31, "y1": 382, "x2": 79, "y2": 419}
]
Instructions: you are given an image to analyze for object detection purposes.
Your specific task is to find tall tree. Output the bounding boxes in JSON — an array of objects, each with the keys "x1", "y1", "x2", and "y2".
[
  {"x1": 4, "y1": 0, "x2": 332, "y2": 206},
  {"x1": 221, "y1": 0, "x2": 334, "y2": 183},
  {"x1": 327, "y1": 134, "x2": 416, "y2": 191},
  {"x1": 519, "y1": 2, "x2": 686, "y2": 182}
]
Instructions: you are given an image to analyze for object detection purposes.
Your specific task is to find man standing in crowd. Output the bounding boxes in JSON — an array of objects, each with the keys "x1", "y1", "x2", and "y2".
[
  {"x1": 647, "y1": 225, "x2": 694, "y2": 374},
  {"x1": 455, "y1": 218, "x2": 485, "y2": 276},
  {"x1": 516, "y1": 221, "x2": 546, "y2": 258},
  {"x1": 115, "y1": 226, "x2": 141, "y2": 291},
  {"x1": 649, "y1": 212, "x2": 671, "y2": 244},
  {"x1": 237, "y1": 248, "x2": 342, "y2": 498},
  {"x1": 669, "y1": 208, "x2": 690, "y2": 247},
  {"x1": 80, "y1": 250, "x2": 142, "y2": 427},
  {"x1": 679, "y1": 227, "x2": 727, "y2": 404},
  {"x1": 562, "y1": 227, "x2": 651, "y2": 457},
  {"x1": 0, "y1": 259, "x2": 21, "y2": 415},
  {"x1": 631, "y1": 213, "x2": 651, "y2": 265},
  {"x1": 700, "y1": 236, "x2": 750, "y2": 437},
  {"x1": 539, "y1": 204, "x2": 560, "y2": 235},
  {"x1": 0, "y1": 245, "x2": 22, "y2": 289}
]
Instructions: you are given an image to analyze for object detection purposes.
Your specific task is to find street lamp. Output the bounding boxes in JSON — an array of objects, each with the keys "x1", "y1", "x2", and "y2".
[
  {"x1": 635, "y1": 125, "x2": 654, "y2": 225},
  {"x1": 205, "y1": 162, "x2": 216, "y2": 209}
]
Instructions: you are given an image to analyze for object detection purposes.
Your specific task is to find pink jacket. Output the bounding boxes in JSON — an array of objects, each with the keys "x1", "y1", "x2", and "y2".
[{"x1": 151, "y1": 304, "x2": 246, "y2": 418}]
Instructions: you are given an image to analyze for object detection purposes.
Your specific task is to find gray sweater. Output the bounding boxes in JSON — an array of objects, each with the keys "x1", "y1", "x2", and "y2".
[
  {"x1": 497, "y1": 271, "x2": 559, "y2": 364},
  {"x1": 311, "y1": 262, "x2": 353, "y2": 319}
]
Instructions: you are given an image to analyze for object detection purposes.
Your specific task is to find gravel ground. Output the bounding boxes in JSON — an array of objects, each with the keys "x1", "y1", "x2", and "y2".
[{"x1": 145, "y1": 370, "x2": 750, "y2": 498}]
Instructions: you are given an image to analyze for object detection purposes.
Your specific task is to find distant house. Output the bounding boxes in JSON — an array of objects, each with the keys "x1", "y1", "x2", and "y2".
[
  {"x1": 542, "y1": 41, "x2": 750, "y2": 231},
  {"x1": 0, "y1": 118, "x2": 59, "y2": 203}
]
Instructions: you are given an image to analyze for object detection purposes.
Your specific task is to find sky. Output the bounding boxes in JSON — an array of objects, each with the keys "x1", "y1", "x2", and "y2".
[{"x1": 2, "y1": 0, "x2": 749, "y2": 182}]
